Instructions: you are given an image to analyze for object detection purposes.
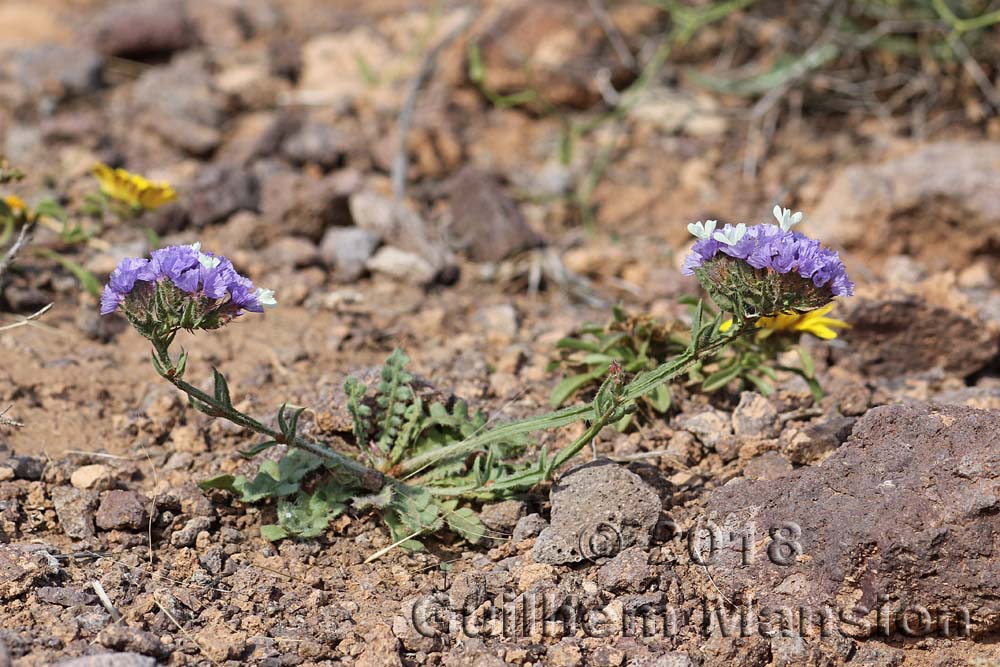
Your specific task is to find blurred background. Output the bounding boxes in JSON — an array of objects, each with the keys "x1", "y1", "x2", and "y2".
[{"x1": 1, "y1": 0, "x2": 999, "y2": 453}]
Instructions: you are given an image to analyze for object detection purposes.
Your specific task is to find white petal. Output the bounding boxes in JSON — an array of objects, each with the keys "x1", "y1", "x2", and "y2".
[
  {"x1": 256, "y1": 288, "x2": 277, "y2": 308},
  {"x1": 687, "y1": 222, "x2": 705, "y2": 239},
  {"x1": 705, "y1": 219, "x2": 717, "y2": 235},
  {"x1": 790, "y1": 211, "x2": 803, "y2": 224},
  {"x1": 772, "y1": 205, "x2": 783, "y2": 223},
  {"x1": 198, "y1": 253, "x2": 221, "y2": 269}
]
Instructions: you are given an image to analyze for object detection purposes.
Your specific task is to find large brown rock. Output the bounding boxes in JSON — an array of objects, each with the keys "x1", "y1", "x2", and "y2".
[
  {"x1": 700, "y1": 403, "x2": 1000, "y2": 639},
  {"x1": 448, "y1": 167, "x2": 543, "y2": 262},
  {"x1": 811, "y1": 142, "x2": 1000, "y2": 272},
  {"x1": 833, "y1": 283, "x2": 998, "y2": 379},
  {"x1": 475, "y1": 0, "x2": 654, "y2": 109}
]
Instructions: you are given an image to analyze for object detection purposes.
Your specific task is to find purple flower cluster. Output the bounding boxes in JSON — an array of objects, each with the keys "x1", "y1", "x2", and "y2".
[
  {"x1": 682, "y1": 224, "x2": 854, "y2": 297},
  {"x1": 101, "y1": 243, "x2": 273, "y2": 316}
]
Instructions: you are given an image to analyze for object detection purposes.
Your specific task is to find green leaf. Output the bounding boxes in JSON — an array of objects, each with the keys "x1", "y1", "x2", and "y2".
[
  {"x1": 444, "y1": 506, "x2": 487, "y2": 544},
  {"x1": 554, "y1": 337, "x2": 601, "y2": 352},
  {"x1": 550, "y1": 372, "x2": 600, "y2": 407},
  {"x1": 259, "y1": 524, "x2": 288, "y2": 541},
  {"x1": 745, "y1": 372, "x2": 775, "y2": 396},
  {"x1": 701, "y1": 363, "x2": 743, "y2": 392},
  {"x1": 647, "y1": 384, "x2": 672, "y2": 412},
  {"x1": 199, "y1": 474, "x2": 238, "y2": 492},
  {"x1": 277, "y1": 403, "x2": 306, "y2": 442},
  {"x1": 212, "y1": 368, "x2": 232, "y2": 408},
  {"x1": 34, "y1": 249, "x2": 101, "y2": 296},
  {"x1": 580, "y1": 353, "x2": 616, "y2": 365},
  {"x1": 239, "y1": 440, "x2": 279, "y2": 458},
  {"x1": 274, "y1": 481, "x2": 352, "y2": 538},
  {"x1": 797, "y1": 346, "x2": 815, "y2": 379},
  {"x1": 33, "y1": 199, "x2": 67, "y2": 222}
]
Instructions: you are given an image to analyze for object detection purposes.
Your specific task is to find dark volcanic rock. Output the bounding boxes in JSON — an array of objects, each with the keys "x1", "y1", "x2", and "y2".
[
  {"x1": 702, "y1": 402, "x2": 1000, "y2": 639},
  {"x1": 0, "y1": 544, "x2": 61, "y2": 601},
  {"x1": 96, "y1": 490, "x2": 151, "y2": 532}
]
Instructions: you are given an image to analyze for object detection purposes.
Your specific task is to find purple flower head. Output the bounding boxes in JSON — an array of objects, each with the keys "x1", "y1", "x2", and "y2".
[
  {"x1": 682, "y1": 223, "x2": 854, "y2": 297},
  {"x1": 100, "y1": 244, "x2": 275, "y2": 334},
  {"x1": 100, "y1": 285, "x2": 124, "y2": 315}
]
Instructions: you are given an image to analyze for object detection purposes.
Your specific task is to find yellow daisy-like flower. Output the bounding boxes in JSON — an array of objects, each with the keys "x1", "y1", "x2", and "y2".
[
  {"x1": 720, "y1": 303, "x2": 850, "y2": 340},
  {"x1": 93, "y1": 163, "x2": 177, "y2": 211},
  {"x1": 3, "y1": 195, "x2": 26, "y2": 212}
]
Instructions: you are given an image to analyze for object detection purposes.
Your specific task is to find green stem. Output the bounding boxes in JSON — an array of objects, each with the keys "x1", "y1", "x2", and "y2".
[
  {"x1": 157, "y1": 354, "x2": 385, "y2": 491},
  {"x1": 400, "y1": 333, "x2": 736, "y2": 482}
]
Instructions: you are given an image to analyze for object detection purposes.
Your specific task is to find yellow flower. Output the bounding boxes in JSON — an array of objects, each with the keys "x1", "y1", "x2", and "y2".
[
  {"x1": 3, "y1": 195, "x2": 26, "y2": 212},
  {"x1": 720, "y1": 303, "x2": 850, "y2": 340},
  {"x1": 93, "y1": 163, "x2": 177, "y2": 211}
]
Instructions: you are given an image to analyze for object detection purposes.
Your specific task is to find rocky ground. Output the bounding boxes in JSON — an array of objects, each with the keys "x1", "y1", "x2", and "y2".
[{"x1": 1, "y1": 0, "x2": 1000, "y2": 665}]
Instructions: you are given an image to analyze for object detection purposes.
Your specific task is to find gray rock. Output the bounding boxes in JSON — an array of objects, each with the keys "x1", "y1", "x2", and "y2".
[
  {"x1": 731, "y1": 392, "x2": 778, "y2": 439},
  {"x1": 850, "y1": 643, "x2": 904, "y2": 666},
  {"x1": 703, "y1": 402, "x2": 1000, "y2": 638},
  {"x1": 53, "y1": 653, "x2": 157, "y2": 667},
  {"x1": 477, "y1": 499, "x2": 526, "y2": 535},
  {"x1": 365, "y1": 246, "x2": 437, "y2": 285},
  {"x1": 933, "y1": 385, "x2": 1000, "y2": 411},
  {"x1": 629, "y1": 653, "x2": 695, "y2": 667},
  {"x1": 96, "y1": 490, "x2": 151, "y2": 532},
  {"x1": 472, "y1": 304, "x2": 519, "y2": 340},
  {"x1": 596, "y1": 546, "x2": 653, "y2": 592},
  {"x1": 319, "y1": 227, "x2": 380, "y2": 282},
  {"x1": 260, "y1": 236, "x2": 320, "y2": 269},
  {"x1": 781, "y1": 416, "x2": 855, "y2": 465},
  {"x1": 680, "y1": 410, "x2": 732, "y2": 450},
  {"x1": 448, "y1": 572, "x2": 487, "y2": 611},
  {"x1": 769, "y1": 637, "x2": 809, "y2": 667},
  {"x1": 532, "y1": 460, "x2": 661, "y2": 565},
  {"x1": 350, "y1": 190, "x2": 457, "y2": 284},
  {"x1": 512, "y1": 513, "x2": 547, "y2": 542},
  {"x1": 448, "y1": 167, "x2": 543, "y2": 262},
  {"x1": 117, "y1": 53, "x2": 224, "y2": 157},
  {"x1": 170, "y1": 516, "x2": 213, "y2": 548},
  {"x1": 186, "y1": 164, "x2": 258, "y2": 227},
  {"x1": 259, "y1": 169, "x2": 358, "y2": 240},
  {"x1": 89, "y1": 0, "x2": 196, "y2": 59},
  {"x1": 281, "y1": 122, "x2": 350, "y2": 168},
  {"x1": 51, "y1": 486, "x2": 98, "y2": 539},
  {"x1": 3, "y1": 46, "x2": 103, "y2": 108},
  {"x1": 834, "y1": 284, "x2": 998, "y2": 379},
  {"x1": 97, "y1": 626, "x2": 171, "y2": 659},
  {"x1": 741, "y1": 451, "x2": 793, "y2": 481}
]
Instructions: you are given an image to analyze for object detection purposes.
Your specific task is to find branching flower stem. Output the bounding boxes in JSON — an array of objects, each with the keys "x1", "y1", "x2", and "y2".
[{"x1": 146, "y1": 304, "x2": 742, "y2": 498}]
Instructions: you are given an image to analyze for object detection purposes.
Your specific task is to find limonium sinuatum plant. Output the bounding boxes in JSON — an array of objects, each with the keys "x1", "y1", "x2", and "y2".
[{"x1": 104, "y1": 204, "x2": 852, "y2": 553}]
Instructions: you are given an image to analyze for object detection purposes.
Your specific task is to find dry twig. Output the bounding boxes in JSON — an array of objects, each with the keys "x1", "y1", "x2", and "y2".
[{"x1": 392, "y1": 8, "x2": 479, "y2": 200}]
